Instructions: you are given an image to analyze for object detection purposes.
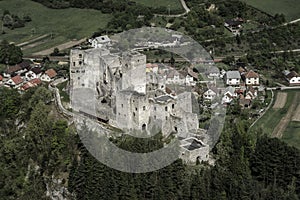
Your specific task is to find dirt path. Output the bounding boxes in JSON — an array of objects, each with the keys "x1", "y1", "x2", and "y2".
[
  {"x1": 271, "y1": 93, "x2": 299, "y2": 138},
  {"x1": 32, "y1": 38, "x2": 87, "y2": 56},
  {"x1": 16, "y1": 34, "x2": 50, "y2": 47},
  {"x1": 273, "y1": 92, "x2": 287, "y2": 109},
  {"x1": 292, "y1": 103, "x2": 300, "y2": 122}
]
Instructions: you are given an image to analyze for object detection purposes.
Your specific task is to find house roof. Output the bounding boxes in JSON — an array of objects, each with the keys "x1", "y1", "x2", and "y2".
[
  {"x1": 146, "y1": 63, "x2": 158, "y2": 68},
  {"x1": 287, "y1": 71, "x2": 299, "y2": 79},
  {"x1": 205, "y1": 86, "x2": 218, "y2": 94},
  {"x1": 224, "y1": 86, "x2": 236, "y2": 95},
  {"x1": 29, "y1": 78, "x2": 42, "y2": 85},
  {"x1": 11, "y1": 75, "x2": 23, "y2": 85},
  {"x1": 226, "y1": 71, "x2": 241, "y2": 79},
  {"x1": 6, "y1": 65, "x2": 22, "y2": 74},
  {"x1": 0, "y1": 75, "x2": 3, "y2": 81},
  {"x1": 206, "y1": 66, "x2": 219, "y2": 74},
  {"x1": 18, "y1": 60, "x2": 32, "y2": 69},
  {"x1": 31, "y1": 67, "x2": 42, "y2": 74},
  {"x1": 245, "y1": 70, "x2": 259, "y2": 79},
  {"x1": 166, "y1": 70, "x2": 185, "y2": 79},
  {"x1": 187, "y1": 68, "x2": 199, "y2": 79},
  {"x1": 45, "y1": 69, "x2": 57, "y2": 78}
]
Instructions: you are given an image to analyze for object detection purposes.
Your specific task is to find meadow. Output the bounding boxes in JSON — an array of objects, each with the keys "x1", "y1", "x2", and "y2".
[
  {"x1": 241, "y1": 0, "x2": 300, "y2": 20},
  {"x1": 133, "y1": 0, "x2": 183, "y2": 11},
  {"x1": 0, "y1": 0, "x2": 111, "y2": 55},
  {"x1": 251, "y1": 90, "x2": 296, "y2": 135},
  {"x1": 282, "y1": 121, "x2": 300, "y2": 149}
]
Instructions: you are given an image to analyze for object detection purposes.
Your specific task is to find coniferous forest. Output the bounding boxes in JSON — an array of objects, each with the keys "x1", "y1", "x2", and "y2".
[{"x1": 0, "y1": 86, "x2": 299, "y2": 199}]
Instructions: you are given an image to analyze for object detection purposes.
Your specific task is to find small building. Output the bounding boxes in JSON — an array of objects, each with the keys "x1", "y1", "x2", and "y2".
[
  {"x1": 21, "y1": 78, "x2": 42, "y2": 91},
  {"x1": 203, "y1": 86, "x2": 218, "y2": 101},
  {"x1": 41, "y1": 69, "x2": 57, "y2": 82},
  {"x1": 25, "y1": 68, "x2": 42, "y2": 81},
  {"x1": 224, "y1": 18, "x2": 243, "y2": 35},
  {"x1": 225, "y1": 71, "x2": 241, "y2": 86},
  {"x1": 222, "y1": 86, "x2": 237, "y2": 104},
  {"x1": 6, "y1": 75, "x2": 24, "y2": 88},
  {"x1": 245, "y1": 87, "x2": 258, "y2": 100},
  {"x1": 89, "y1": 35, "x2": 111, "y2": 48},
  {"x1": 0, "y1": 75, "x2": 3, "y2": 84},
  {"x1": 239, "y1": 96, "x2": 251, "y2": 109},
  {"x1": 286, "y1": 71, "x2": 300, "y2": 86},
  {"x1": 206, "y1": 66, "x2": 220, "y2": 79},
  {"x1": 146, "y1": 63, "x2": 158, "y2": 73},
  {"x1": 165, "y1": 69, "x2": 186, "y2": 85},
  {"x1": 244, "y1": 70, "x2": 259, "y2": 86}
]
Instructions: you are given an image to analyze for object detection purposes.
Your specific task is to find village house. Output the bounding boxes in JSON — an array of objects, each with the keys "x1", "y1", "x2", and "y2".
[
  {"x1": 244, "y1": 70, "x2": 259, "y2": 86},
  {"x1": 165, "y1": 69, "x2": 186, "y2": 85},
  {"x1": 225, "y1": 71, "x2": 241, "y2": 86},
  {"x1": 146, "y1": 63, "x2": 159, "y2": 73},
  {"x1": 6, "y1": 75, "x2": 24, "y2": 88},
  {"x1": 286, "y1": 71, "x2": 300, "y2": 86},
  {"x1": 245, "y1": 87, "x2": 258, "y2": 100},
  {"x1": 0, "y1": 75, "x2": 3, "y2": 84},
  {"x1": 3, "y1": 65, "x2": 23, "y2": 78},
  {"x1": 224, "y1": 18, "x2": 243, "y2": 35},
  {"x1": 89, "y1": 35, "x2": 111, "y2": 48},
  {"x1": 203, "y1": 86, "x2": 219, "y2": 101},
  {"x1": 41, "y1": 69, "x2": 57, "y2": 82},
  {"x1": 239, "y1": 95, "x2": 251, "y2": 109},
  {"x1": 222, "y1": 86, "x2": 237, "y2": 104},
  {"x1": 21, "y1": 78, "x2": 42, "y2": 91},
  {"x1": 25, "y1": 68, "x2": 42, "y2": 81},
  {"x1": 205, "y1": 66, "x2": 220, "y2": 79}
]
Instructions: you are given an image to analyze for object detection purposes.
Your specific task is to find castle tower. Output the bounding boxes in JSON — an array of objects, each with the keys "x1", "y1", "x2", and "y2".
[{"x1": 121, "y1": 51, "x2": 146, "y2": 94}]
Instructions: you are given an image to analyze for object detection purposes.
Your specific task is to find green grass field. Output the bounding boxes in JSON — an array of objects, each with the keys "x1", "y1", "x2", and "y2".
[
  {"x1": 252, "y1": 90, "x2": 296, "y2": 134},
  {"x1": 134, "y1": 0, "x2": 183, "y2": 11},
  {"x1": 0, "y1": 0, "x2": 111, "y2": 54},
  {"x1": 282, "y1": 121, "x2": 300, "y2": 149},
  {"x1": 241, "y1": 0, "x2": 300, "y2": 20}
]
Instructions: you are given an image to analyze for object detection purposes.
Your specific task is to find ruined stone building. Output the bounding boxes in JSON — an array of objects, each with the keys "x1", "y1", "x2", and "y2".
[{"x1": 70, "y1": 46, "x2": 209, "y2": 162}]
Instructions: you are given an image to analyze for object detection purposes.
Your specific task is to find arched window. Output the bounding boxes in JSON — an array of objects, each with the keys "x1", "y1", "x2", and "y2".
[{"x1": 142, "y1": 124, "x2": 146, "y2": 130}]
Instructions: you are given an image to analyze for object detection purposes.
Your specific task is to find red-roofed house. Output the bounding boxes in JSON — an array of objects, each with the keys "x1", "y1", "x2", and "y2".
[
  {"x1": 21, "y1": 78, "x2": 42, "y2": 91},
  {"x1": 41, "y1": 69, "x2": 57, "y2": 82},
  {"x1": 6, "y1": 75, "x2": 24, "y2": 88},
  {"x1": 0, "y1": 75, "x2": 3, "y2": 84},
  {"x1": 244, "y1": 70, "x2": 259, "y2": 86}
]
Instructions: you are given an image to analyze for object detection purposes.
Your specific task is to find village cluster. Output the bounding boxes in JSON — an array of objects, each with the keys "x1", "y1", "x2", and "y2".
[{"x1": 0, "y1": 60, "x2": 58, "y2": 90}]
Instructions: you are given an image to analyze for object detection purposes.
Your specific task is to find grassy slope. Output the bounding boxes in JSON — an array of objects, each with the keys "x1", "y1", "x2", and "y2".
[
  {"x1": 282, "y1": 121, "x2": 300, "y2": 149},
  {"x1": 0, "y1": 0, "x2": 111, "y2": 54},
  {"x1": 241, "y1": 0, "x2": 300, "y2": 20},
  {"x1": 252, "y1": 90, "x2": 296, "y2": 135},
  {"x1": 133, "y1": 0, "x2": 183, "y2": 10}
]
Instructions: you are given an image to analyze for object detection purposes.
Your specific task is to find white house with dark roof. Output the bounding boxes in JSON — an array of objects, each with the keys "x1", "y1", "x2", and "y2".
[
  {"x1": 222, "y1": 86, "x2": 237, "y2": 104},
  {"x1": 89, "y1": 35, "x2": 111, "y2": 48},
  {"x1": 225, "y1": 71, "x2": 241, "y2": 86},
  {"x1": 203, "y1": 86, "x2": 219, "y2": 101},
  {"x1": 286, "y1": 71, "x2": 300, "y2": 86},
  {"x1": 206, "y1": 66, "x2": 220, "y2": 79}
]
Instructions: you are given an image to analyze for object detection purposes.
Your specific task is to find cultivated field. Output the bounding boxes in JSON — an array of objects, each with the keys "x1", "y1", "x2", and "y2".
[
  {"x1": 240, "y1": 0, "x2": 300, "y2": 21},
  {"x1": 134, "y1": 0, "x2": 183, "y2": 11},
  {"x1": 292, "y1": 104, "x2": 300, "y2": 122},
  {"x1": 0, "y1": 0, "x2": 111, "y2": 55},
  {"x1": 252, "y1": 90, "x2": 297, "y2": 135},
  {"x1": 272, "y1": 92, "x2": 287, "y2": 109},
  {"x1": 272, "y1": 93, "x2": 299, "y2": 138}
]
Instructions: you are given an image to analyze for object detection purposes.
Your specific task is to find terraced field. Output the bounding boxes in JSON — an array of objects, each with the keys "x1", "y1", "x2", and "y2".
[{"x1": 0, "y1": 0, "x2": 111, "y2": 55}]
